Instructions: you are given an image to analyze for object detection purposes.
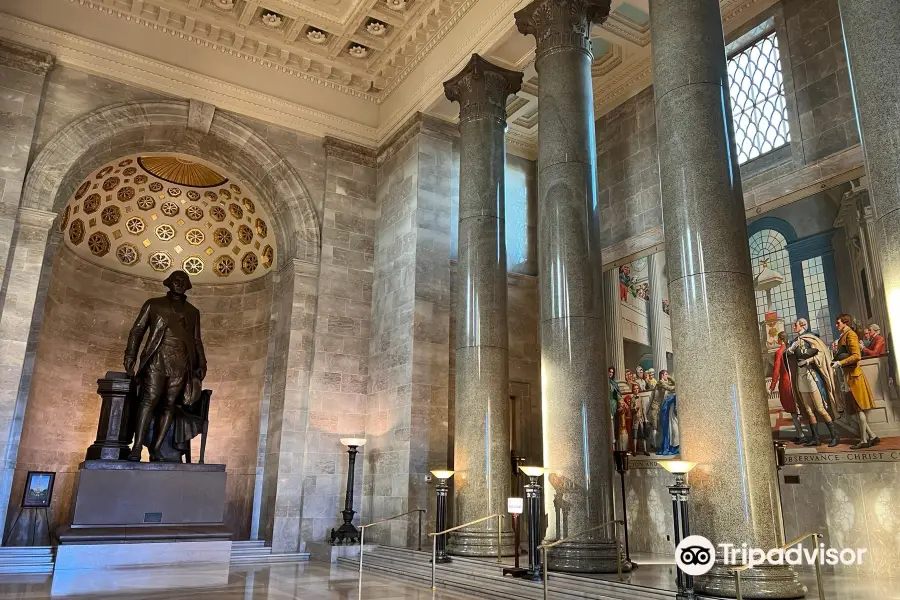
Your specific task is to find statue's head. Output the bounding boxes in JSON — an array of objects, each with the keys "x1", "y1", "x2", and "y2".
[{"x1": 163, "y1": 270, "x2": 192, "y2": 295}]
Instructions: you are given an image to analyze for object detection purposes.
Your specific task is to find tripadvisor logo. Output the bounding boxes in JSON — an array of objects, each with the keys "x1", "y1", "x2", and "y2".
[{"x1": 675, "y1": 536, "x2": 868, "y2": 576}]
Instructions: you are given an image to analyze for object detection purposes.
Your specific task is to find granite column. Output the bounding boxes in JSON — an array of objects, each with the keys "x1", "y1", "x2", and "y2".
[
  {"x1": 443, "y1": 55, "x2": 522, "y2": 557},
  {"x1": 602, "y1": 268, "x2": 626, "y2": 379},
  {"x1": 516, "y1": 0, "x2": 626, "y2": 573},
  {"x1": 650, "y1": 1, "x2": 803, "y2": 597},
  {"x1": 839, "y1": 0, "x2": 900, "y2": 371},
  {"x1": 646, "y1": 252, "x2": 668, "y2": 373}
]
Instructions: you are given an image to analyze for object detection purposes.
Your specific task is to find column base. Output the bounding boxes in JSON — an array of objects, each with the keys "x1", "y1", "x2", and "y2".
[
  {"x1": 547, "y1": 539, "x2": 632, "y2": 574},
  {"x1": 447, "y1": 529, "x2": 518, "y2": 557},
  {"x1": 696, "y1": 563, "x2": 807, "y2": 599}
]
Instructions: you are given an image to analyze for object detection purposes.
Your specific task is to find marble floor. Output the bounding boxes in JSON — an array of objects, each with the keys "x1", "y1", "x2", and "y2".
[
  {"x1": 0, "y1": 562, "x2": 481, "y2": 600},
  {"x1": 0, "y1": 556, "x2": 896, "y2": 599}
]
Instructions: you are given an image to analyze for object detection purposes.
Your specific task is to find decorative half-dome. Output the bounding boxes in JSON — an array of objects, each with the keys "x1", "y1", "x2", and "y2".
[{"x1": 61, "y1": 153, "x2": 275, "y2": 283}]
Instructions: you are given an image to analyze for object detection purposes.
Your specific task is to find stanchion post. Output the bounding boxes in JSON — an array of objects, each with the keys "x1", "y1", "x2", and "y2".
[
  {"x1": 813, "y1": 534, "x2": 825, "y2": 600},
  {"x1": 735, "y1": 571, "x2": 743, "y2": 600},
  {"x1": 541, "y1": 547, "x2": 548, "y2": 600},
  {"x1": 418, "y1": 510, "x2": 423, "y2": 551},
  {"x1": 616, "y1": 521, "x2": 623, "y2": 582},
  {"x1": 431, "y1": 536, "x2": 437, "y2": 590},
  {"x1": 497, "y1": 515, "x2": 502, "y2": 563},
  {"x1": 358, "y1": 526, "x2": 365, "y2": 600}
]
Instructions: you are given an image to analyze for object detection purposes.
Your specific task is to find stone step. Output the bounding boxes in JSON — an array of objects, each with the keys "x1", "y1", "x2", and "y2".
[
  {"x1": 230, "y1": 552, "x2": 309, "y2": 565},
  {"x1": 231, "y1": 540, "x2": 267, "y2": 549},
  {"x1": 0, "y1": 547, "x2": 54, "y2": 575},
  {"x1": 342, "y1": 547, "x2": 676, "y2": 600}
]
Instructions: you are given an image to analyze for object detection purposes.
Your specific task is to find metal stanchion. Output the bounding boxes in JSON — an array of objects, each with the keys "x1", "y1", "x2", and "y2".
[
  {"x1": 497, "y1": 515, "x2": 502, "y2": 563},
  {"x1": 358, "y1": 526, "x2": 365, "y2": 600},
  {"x1": 541, "y1": 547, "x2": 548, "y2": 600},
  {"x1": 813, "y1": 534, "x2": 825, "y2": 600},
  {"x1": 431, "y1": 536, "x2": 437, "y2": 590}
]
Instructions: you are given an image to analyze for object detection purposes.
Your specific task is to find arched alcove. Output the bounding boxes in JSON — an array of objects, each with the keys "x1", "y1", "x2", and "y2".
[{"x1": 9, "y1": 101, "x2": 323, "y2": 539}]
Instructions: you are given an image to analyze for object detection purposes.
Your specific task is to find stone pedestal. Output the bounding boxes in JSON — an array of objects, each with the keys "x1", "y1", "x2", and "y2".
[
  {"x1": 649, "y1": 0, "x2": 803, "y2": 597},
  {"x1": 53, "y1": 460, "x2": 231, "y2": 596},
  {"x1": 443, "y1": 54, "x2": 522, "y2": 558},
  {"x1": 85, "y1": 372, "x2": 134, "y2": 461}
]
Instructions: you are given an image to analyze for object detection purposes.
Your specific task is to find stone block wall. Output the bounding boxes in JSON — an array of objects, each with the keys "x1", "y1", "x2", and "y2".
[
  {"x1": 366, "y1": 119, "x2": 453, "y2": 546},
  {"x1": 12, "y1": 246, "x2": 271, "y2": 538},
  {"x1": 782, "y1": 0, "x2": 858, "y2": 164},
  {"x1": 595, "y1": 86, "x2": 660, "y2": 249}
]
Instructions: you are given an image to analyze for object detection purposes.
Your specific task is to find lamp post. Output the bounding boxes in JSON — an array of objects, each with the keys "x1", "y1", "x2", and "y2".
[
  {"x1": 661, "y1": 460, "x2": 697, "y2": 600},
  {"x1": 331, "y1": 438, "x2": 366, "y2": 545},
  {"x1": 613, "y1": 450, "x2": 634, "y2": 566},
  {"x1": 431, "y1": 470, "x2": 454, "y2": 564},
  {"x1": 519, "y1": 466, "x2": 545, "y2": 582}
]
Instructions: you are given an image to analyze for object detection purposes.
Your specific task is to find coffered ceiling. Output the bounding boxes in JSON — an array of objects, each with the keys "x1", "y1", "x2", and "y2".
[{"x1": 1, "y1": 0, "x2": 775, "y2": 156}]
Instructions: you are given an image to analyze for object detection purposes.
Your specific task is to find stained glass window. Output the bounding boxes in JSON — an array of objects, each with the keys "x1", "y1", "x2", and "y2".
[
  {"x1": 803, "y1": 256, "x2": 835, "y2": 343},
  {"x1": 749, "y1": 229, "x2": 796, "y2": 326},
  {"x1": 728, "y1": 31, "x2": 791, "y2": 164}
]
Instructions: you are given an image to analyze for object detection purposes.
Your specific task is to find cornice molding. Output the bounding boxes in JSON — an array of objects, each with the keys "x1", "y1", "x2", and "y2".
[
  {"x1": 324, "y1": 136, "x2": 377, "y2": 168},
  {"x1": 67, "y1": 0, "x2": 380, "y2": 100},
  {"x1": 0, "y1": 37, "x2": 53, "y2": 74},
  {"x1": 0, "y1": 15, "x2": 380, "y2": 146},
  {"x1": 594, "y1": 54, "x2": 652, "y2": 118}
]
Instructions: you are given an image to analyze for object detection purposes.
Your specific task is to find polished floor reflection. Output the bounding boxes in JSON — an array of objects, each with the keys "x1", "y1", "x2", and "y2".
[
  {"x1": 0, "y1": 561, "x2": 480, "y2": 600},
  {"x1": 0, "y1": 556, "x2": 897, "y2": 599}
]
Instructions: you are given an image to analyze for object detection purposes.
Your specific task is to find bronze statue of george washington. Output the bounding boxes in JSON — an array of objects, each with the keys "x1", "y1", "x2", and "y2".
[{"x1": 124, "y1": 270, "x2": 207, "y2": 462}]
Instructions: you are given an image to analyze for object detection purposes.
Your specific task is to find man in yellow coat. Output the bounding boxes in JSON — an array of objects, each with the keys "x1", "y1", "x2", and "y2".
[{"x1": 833, "y1": 313, "x2": 879, "y2": 449}]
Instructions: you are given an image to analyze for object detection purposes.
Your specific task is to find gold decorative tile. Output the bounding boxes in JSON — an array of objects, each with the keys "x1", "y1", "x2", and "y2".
[
  {"x1": 232, "y1": 245, "x2": 240, "y2": 255},
  {"x1": 151, "y1": 213, "x2": 159, "y2": 221},
  {"x1": 254, "y1": 241, "x2": 260, "y2": 250},
  {"x1": 177, "y1": 219, "x2": 185, "y2": 226},
  {"x1": 89, "y1": 218, "x2": 96, "y2": 227},
  {"x1": 142, "y1": 238, "x2": 152, "y2": 248},
  {"x1": 112, "y1": 230, "x2": 122, "y2": 240},
  {"x1": 205, "y1": 247, "x2": 215, "y2": 256},
  {"x1": 174, "y1": 245, "x2": 183, "y2": 254}
]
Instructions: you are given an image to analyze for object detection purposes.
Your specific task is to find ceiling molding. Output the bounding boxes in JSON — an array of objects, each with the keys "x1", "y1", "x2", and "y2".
[{"x1": 0, "y1": 14, "x2": 380, "y2": 145}]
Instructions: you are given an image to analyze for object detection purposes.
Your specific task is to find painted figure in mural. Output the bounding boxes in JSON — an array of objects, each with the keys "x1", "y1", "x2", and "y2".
[
  {"x1": 648, "y1": 370, "x2": 676, "y2": 450},
  {"x1": 619, "y1": 264, "x2": 632, "y2": 301},
  {"x1": 608, "y1": 366, "x2": 623, "y2": 421},
  {"x1": 629, "y1": 384, "x2": 650, "y2": 456},
  {"x1": 787, "y1": 318, "x2": 841, "y2": 447},
  {"x1": 645, "y1": 368, "x2": 657, "y2": 389},
  {"x1": 615, "y1": 387, "x2": 634, "y2": 452},
  {"x1": 770, "y1": 331, "x2": 804, "y2": 444},
  {"x1": 124, "y1": 270, "x2": 207, "y2": 462},
  {"x1": 834, "y1": 314, "x2": 880, "y2": 450},
  {"x1": 635, "y1": 366, "x2": 646, "y2": 391},
  {"x1": 657, "y1": 371, "x2": 679, "y2": 455},
  {"x1": 861, "y1": 323, "x2": 887, "y2": 357}
]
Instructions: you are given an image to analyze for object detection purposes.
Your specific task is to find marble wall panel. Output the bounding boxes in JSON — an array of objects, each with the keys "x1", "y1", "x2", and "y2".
[
  {"x1": 10, "y1": 247, "x2": 271, "y2": 539},
  {"x1": 619, "y1": 461, "x2": 900, "y2": 578}
]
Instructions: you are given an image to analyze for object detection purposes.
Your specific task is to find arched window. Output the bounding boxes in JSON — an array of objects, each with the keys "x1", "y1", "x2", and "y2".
[{"x1": 749, "y1": 229, "x2": 796, "y2": 326}]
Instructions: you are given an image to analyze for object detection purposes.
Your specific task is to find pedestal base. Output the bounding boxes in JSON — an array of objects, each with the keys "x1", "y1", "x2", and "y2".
[
  {"x1": 447, "y1": 529, "x2": 517, "y2": 557},
  {"x1": 51, "y1": 539, "x2": 231, "y2": 597},
  {"x1": 546, "y1": 539, "x2": 633, "y2": 574},
  {"x1": 696, "y1": 562, "x2": 806, "y2": 599}
]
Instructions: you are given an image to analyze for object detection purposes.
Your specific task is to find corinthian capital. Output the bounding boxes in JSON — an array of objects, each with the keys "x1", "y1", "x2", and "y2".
[
  {"x1": 515, "y1": 0, "x2": 611, "y2": 59},
  {"x1": 443, "y1": 54, "x2": 524, "y2": 124}
]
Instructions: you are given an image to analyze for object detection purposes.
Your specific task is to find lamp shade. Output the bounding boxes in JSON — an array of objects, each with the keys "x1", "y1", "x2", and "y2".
[
  {"x1": 519, "y1": 466, "x2": 546, "y2": 477},
  {"x1": 430, "y1": 470, "x2": 454, "y2": 480},
  {"x1": 340, "y1": 437, "x2": 367, "y2": 447},
  {"x1": 659, "y1": 460, "x2": 697, "y2": 474}
]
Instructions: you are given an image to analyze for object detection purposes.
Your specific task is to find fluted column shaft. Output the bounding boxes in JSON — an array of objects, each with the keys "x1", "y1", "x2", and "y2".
[
  {"x1": 650, "y1": 1, "x2": 803, "y2": 598},
  {"x1": 516, "y1": 0, "x2": 626, "y2": 574},
  {"x1": 444, "y1": 55, "x2": 522, "y2": 557},
  {"x1": 602, "y1": 268, "x2": 626, "y2": 379},
  {"x1": 839, "y1": 0, "x2": 900, "y2": 371},
  {"x1": 646, "y1": 252, "x2": 668, "y2": 373}
]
